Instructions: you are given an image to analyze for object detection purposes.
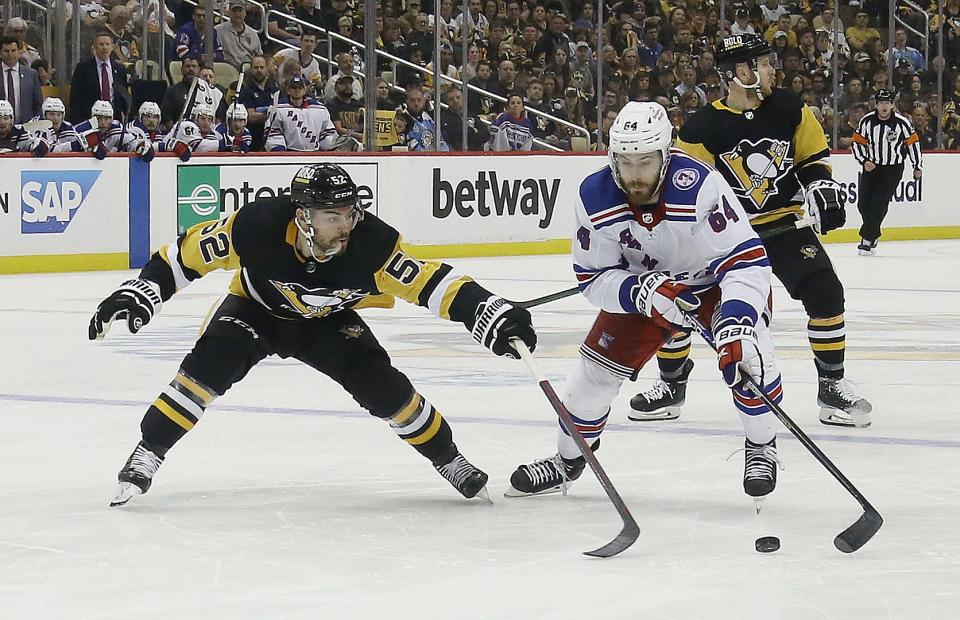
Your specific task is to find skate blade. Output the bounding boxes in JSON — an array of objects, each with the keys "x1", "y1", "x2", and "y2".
[
  {"x1": 818, "y1": 407, "x2": 872, "y2": 428},
  {"x1": 475, "y1": 486, "x2": 494, "y2": 504},
  {"x1": 753, "y1": 497, "x2": 766, "y2": 514},
  {"x1": 110, "y1": 482, "x2": 142, "y2": 507},
  {"x1": 627, "y1": 407, "x2": 681, "y2": 422},
  {"x1": 503, "y1": 484, "x2": 565, "y2": 498}
]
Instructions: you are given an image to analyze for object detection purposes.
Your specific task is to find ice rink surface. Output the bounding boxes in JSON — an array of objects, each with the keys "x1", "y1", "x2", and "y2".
[{"x1": 1, "y1": 240, "x2": 959, "y2": 620}]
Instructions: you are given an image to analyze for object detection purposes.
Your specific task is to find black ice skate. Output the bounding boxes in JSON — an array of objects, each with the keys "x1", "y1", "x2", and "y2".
[
  {"x1": 857, "y1": 238, "x2": 877, "y2": 256},
  {"x1": 111, "y1": 441, "x2": 164, "y2": 507},
  {"x1": 628, "y1": 359, "x2": 694, "y2": 421},
  {"x1": 434, "y1": 450, "x2": 490, "y2": 500},
  {"x1": 743, "y1": 438, "x2": 782, "y2": 505},
  {"x1": 818, "y1": 377, "x2": 873, "y2": 428},
  {"x1": 504, "y1": 453, "x2": 587, "y2": 497}
]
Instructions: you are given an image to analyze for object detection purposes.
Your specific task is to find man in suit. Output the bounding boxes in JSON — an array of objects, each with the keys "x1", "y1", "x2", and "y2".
[
  {"x1": 69, "y1": 31, "x2": 131, "y2": 123},
  {"x1": 0, "y1": 35, "x2": 42, "y2": 124}
]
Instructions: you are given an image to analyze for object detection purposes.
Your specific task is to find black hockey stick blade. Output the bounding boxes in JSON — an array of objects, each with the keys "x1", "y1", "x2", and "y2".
[
  {"x1": 683, "y1": 313, "x2": 884, "y2": 554},
  {"x1": 512, "y1": 286, "x2": 580, "y2": 309},
  {"x1": 834, "y1": 508, "x2": 883, "y2": 553},
  {"x1": 584, "y1": 519, "x2": 641, "y2": 558},
  {"x1": 512, "y1": 339, "x2": 640, "y2": 558}
]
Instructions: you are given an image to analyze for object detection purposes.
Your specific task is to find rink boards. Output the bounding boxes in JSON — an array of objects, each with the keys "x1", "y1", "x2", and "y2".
[{"x1": 1, "y1": 151, "x2": 958, "y2": 274}]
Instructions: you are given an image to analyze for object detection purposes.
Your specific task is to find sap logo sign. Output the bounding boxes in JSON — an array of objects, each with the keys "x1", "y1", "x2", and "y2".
[{"x1": 21, "y1": 170, "x2": 102, "y2": 234}]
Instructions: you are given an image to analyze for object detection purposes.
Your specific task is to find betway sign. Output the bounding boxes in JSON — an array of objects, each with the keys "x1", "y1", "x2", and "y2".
[{"x1": 432, "y1": 168, "x2": 561, "y2": 229}]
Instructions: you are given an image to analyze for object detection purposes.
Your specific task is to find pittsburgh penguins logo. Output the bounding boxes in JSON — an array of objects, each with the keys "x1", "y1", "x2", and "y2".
[
  {"x1": 719, "y1": 138, "x2": 793, "y2": 211},
  {"x1": 271, "y1": 281, "x2": 365, "y2": 318}
]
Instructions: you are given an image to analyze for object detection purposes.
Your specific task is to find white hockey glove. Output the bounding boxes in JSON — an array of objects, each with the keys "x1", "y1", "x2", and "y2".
[
  {"x1": 134, "y1": 139, "x2": 156, "y2": 162},
  {"x1": 88, "y1": 278, "x2": 163, "y2": 340},
  {"x1": 804, "y1": 179, "x2": 846, "y2": 234},
  {"x1": 715, "y1": 317, "x2": 763, "y2": 389},
  {"x1": 471, "y1": 295, "x2": 537, "y2": 359},
  {"x1": 634, "y1": 272, "x2": 701, "y2": 331}
]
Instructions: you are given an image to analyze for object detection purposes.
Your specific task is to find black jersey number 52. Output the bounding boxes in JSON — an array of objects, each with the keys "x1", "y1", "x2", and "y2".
[
  {"x1": 385, "y1": 252, "x2": 422, "y2": 284},
  {"x1": 199, "y1": 232, "x2": 231, "y2": 263}
]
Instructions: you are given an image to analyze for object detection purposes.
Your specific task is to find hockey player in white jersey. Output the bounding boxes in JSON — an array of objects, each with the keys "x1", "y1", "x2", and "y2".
[
  {"x1": 76, "y1": 100, "x2": 154, "y2": 160},
  {"x1": 36, "y1": 97, "x2": 83, "y2": 152},
  {"x1": 164, "y1": 102, "x2": 223, "y2": 157},
  {"x1": 216, "y1": 103, "x2": 252, "y2": 152},
  {"x1": 127, "y1": 101, "x2": 165, "y2": 154},
  {"x1": 508, "y1": 102, "x2": 784, "y2": 502},
  {"x1": 0, "y1": 100, "x2": 46, "y2": 154},
  {"x1": 265, "y1": 75, "x2": 337, "y2": 151}
]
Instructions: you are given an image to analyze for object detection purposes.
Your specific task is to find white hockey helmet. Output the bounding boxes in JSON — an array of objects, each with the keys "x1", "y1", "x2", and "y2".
[
  {"x1": 42, "y1": 97, "x2": 66, "y2": 114},
  {"x1": 192, "y1": 102, "x2": 215, "y2": 120},
  {"x1": 608, "y1": 101, "x2": 674, "y2": 192},
  {"x1": 0, "y1": 99, "x2": 14, "y2": 118},
  {"x1": 138, "y1": 101, "x2": 161, "y2": 118},
  {"x1": 91, "y1": 99, "x2": 114, "y2": 118},
  {"x1": 226, "y1": 102, "x2": 248, "y2": 122}
]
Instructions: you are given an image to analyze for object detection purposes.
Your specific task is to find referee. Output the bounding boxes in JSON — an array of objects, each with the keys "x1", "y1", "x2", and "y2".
[{"x1": 851, "y1": 89, "x2": 923, "y2": 256}]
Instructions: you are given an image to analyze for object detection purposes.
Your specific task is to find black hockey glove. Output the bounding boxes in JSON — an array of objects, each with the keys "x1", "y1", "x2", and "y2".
[
  {"x1": 88, "y1": 278, "x2": 163, "y2": 340},
  {"x1": 804, "y1": 179, "x2": 846, "y2": 234},
  {"x1": 471, "y1": 295, "x2": 537, "y2": 359}
]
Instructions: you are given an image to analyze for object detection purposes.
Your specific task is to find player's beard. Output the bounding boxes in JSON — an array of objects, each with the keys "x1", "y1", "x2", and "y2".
[{"x1": 316, "y1": 233, "x2": 350, "y2": 258}]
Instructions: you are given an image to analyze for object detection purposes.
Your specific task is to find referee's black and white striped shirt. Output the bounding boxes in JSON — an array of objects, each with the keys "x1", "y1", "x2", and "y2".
[{"x1": 851, "y1": 110, "x2": 923, "y2": 169}]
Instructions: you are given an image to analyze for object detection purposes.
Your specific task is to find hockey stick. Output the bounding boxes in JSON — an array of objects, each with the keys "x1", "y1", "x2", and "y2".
[
  {"x1": 683, "y1": 314, "x2": 883, "y2": 553},
  {"x1": 510, "y1": 337, "x2": 640, "y2": 558},
  {"x1": 511, "y1": 285, "x2": 580, "y2": 309},
  {"x1": 169, "y1": 76, "x2": 199, "y2": 142}
]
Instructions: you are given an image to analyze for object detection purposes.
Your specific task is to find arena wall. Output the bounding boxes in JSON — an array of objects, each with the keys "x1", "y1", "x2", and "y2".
[{"x1": 1, "y1": 151, "x2": 958, "y2": 274}]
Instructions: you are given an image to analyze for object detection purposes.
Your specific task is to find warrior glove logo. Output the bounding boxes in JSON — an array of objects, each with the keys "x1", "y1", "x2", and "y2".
[{"x1": 719, "y1": 138, "x2": 792, "y2": 211}]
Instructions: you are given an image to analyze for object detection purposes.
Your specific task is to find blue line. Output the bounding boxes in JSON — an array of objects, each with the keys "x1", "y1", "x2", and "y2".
[
  {"x1": 3, "y1": 392, "x2": 958, "y2": 449},
  {"x1": 128, "y1": 157, "x2": 151, "y2": 268}
]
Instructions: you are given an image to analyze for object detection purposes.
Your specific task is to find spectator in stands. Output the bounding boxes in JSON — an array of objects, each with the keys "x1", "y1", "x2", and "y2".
[
  {"x1": 489, "y1": 93, "x2": 533, "y2": 151},
  {"x1": 68, "y1": 32, "x2": 129, "y2": 123},
  {"x1": 275, "y1": 30, "x2": 323, "y2": 91},
  {"x1": 322, "y1": 0, "x2": 352, "y2": 31},
  {"x1": 911, "y1": 106, "x2": 937, "y2": 149},
  {"x1": 886, "y1": 27, "x2": 926, "y2": 73},
  {"x1": 238, "y1": 54, "x2": 279, "y2": 150},
  {"x1": 837, "y1": 102, "x2": 868, "y2": 149},
  {"x1": 425, "y1": 43, "x2": 459, "y2": 93},
  {"x1": 266, "y1": 0, "x2": 301, "y2": 53},
  {"x1": 105, "y1": 6, "x2": 140, "y2": 72},
  {"x1": 294, "y1": 0, "x2": 325, "y2": 32},
  {"x1": 379, "y1": 18, "x2": 406, "y2": 74},
  {"x1": 217, "y1": 0, "x2": 262, "y2": 71},
  {"x1": 324, "y1": 52, "x2": 363, "y2": 103},
  {"x1": 731, "y1": 8, "x2": 756, "y2": 36},
  {"x1": 467, "y1": 59, "x2": 496, "y2": 116},
  {"x1": 398, "y1": 0, "x2": 422, "y2": 38},
  {"x1": 332, "y1": 17, "x2": 362, "y2": 58},
  {"x1": 440, "y1": 87, "x2": 489, "y2": 151},
  {"x1": 3, "y1": 18, "x2": 39, "y2": 66},
  {"x1": 673, "y1": 66, "x2": 705, "y2": 108},
  {"x1": 765, "y1": 15, "x2": 797, "y2": 48},
  {"x1": 898, "y1": 73, "x2": 925, "y2": 113},
  {"x1": 407, "y1": 12, "x2": 434, "y2": 65},
  {"x1": 846, "y1": 11, "x2": 881, "y2": 52},
  {"x1": 638, "y1": 23, "x2": 663, "y2": 69},
  {"x1": 543, "y1": 47, "x2": 571, "y2": 90},
  {"x1": 569, "y1": 41, "x2": 596, "y2": 84},
  {"x1": 0, "y1": 36, "x2": 41, "y2": 124},
  {"x1": 759, "y1": 0, "x2": 787, "y2": 25},
  {"x1": 176, "y1": 6, "x2": 223, "y2": 62},
  {"x1": 398, "y1": 84, "x2": 448, "y2": 150},
  {"x1": 556, "y1": 86, "x2": 585, "y2": 148},
  {"x1": 489, "y1": 59, "x2": 519, "y2": 107},
  {"x1": 454, "y1": 0, "x2": 490, "y2": 47},
  {"x1": 534, "y1": 13, "x2": 571, "y2": 63},
  {"x1": 327, "y1": 75, "x2": 364, "y2": 144},
  {"x1": 517, "y1": 23, "x2": 541, "y2": 66}
]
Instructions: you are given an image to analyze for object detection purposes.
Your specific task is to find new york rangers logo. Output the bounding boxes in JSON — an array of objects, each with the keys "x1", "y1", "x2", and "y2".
[{"x1": 672, "y1": 168, "x2": 700, "y2": 189}]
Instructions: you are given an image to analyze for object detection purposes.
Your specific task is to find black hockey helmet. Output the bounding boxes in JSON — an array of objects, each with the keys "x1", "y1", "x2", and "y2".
[
  {"x1": 715, "y1": 34, "x2": 772, "y2": 99},
  {"x1": 715, "y1": 34, "x2": 771, "y2": 79},
  {"x1": 290, "y1": 163, "x2": 359, "y2": 211}
]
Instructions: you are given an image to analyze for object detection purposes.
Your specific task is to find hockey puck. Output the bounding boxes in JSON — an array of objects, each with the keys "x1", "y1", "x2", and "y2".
[{"x1": 755, "y1": 536, "x2": 780, "y2": 553}]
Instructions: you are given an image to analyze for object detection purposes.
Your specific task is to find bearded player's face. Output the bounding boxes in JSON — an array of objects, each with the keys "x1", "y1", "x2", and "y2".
[{"x1": 617, "y1": 152, "x2": 663, "y2": 203}]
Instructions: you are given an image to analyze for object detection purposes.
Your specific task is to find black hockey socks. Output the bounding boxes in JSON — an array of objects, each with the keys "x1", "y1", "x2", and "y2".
[
  {"x1": 387, "y1": 392, "x2": 454, "y2": 464},
  {"x1": 140, "y1": 371, "x2": 219, "y2": 457},
  {"x1": 655, "y1": 332, "x2": 692, "y2": 379},
  {"x1": 808, "y1": 315, "x2": 845, "y2": 380}
]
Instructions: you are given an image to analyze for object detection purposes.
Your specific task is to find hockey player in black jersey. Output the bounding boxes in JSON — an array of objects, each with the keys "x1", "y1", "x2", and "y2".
[
  {"x1": 630, "y1": 34, "x2": 872, "y2": 428},
  {"x1": 90, "y1": 163, "x2": 537, "y2": 507}
]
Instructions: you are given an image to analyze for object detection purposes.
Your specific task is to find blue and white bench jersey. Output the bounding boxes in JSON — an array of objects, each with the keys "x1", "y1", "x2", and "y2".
[{"x1": 573, "y1": 150, "x2": 773, "y2": 323}]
